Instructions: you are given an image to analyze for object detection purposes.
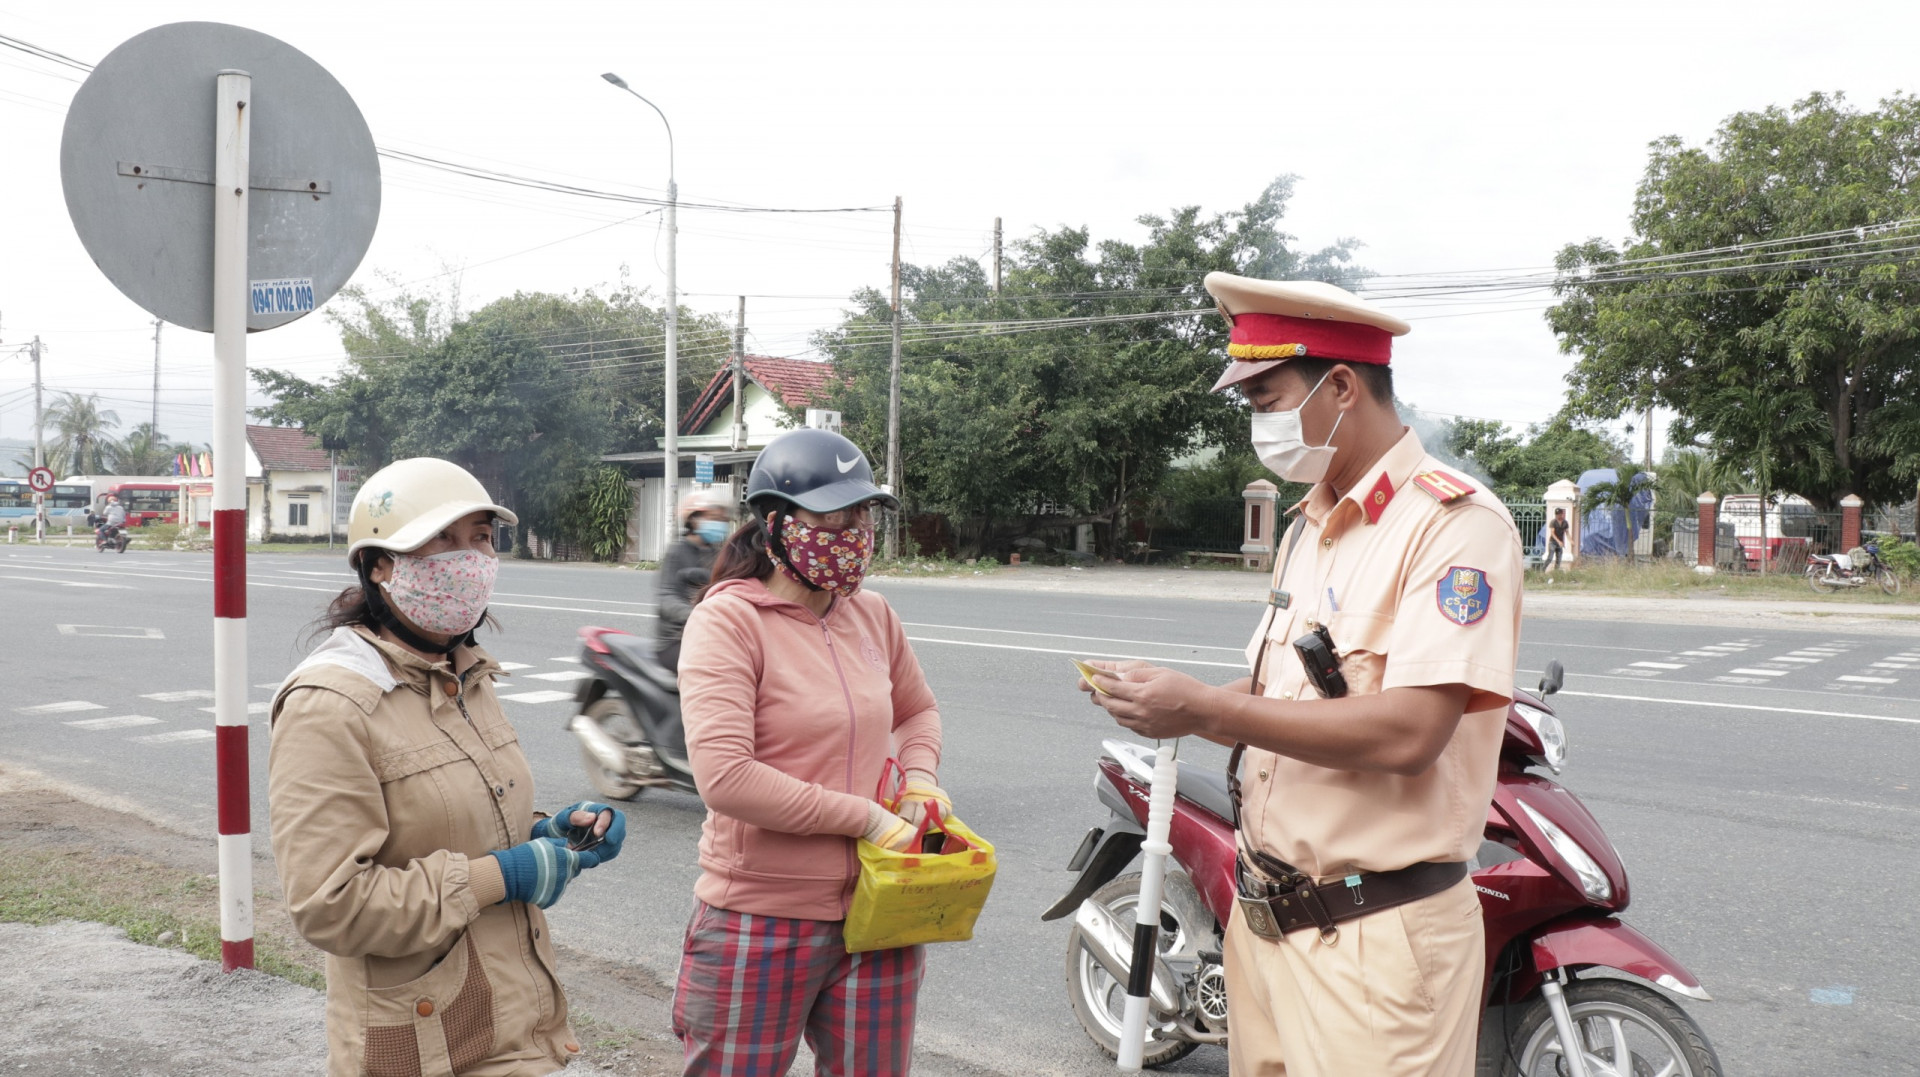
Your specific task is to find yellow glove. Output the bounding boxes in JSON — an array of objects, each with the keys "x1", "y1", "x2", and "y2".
[
  {"x1": 863, "y1": 801, "x2": 917, "y2": 852},
  {"x1": 896, "y1": 769, "x2": 953, "y2": 828}
]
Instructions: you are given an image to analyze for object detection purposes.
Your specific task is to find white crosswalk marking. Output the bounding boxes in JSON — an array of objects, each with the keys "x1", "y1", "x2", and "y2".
[
  {"x1": 66, "y1": 714, "x2": 162, "y2": 731},
  {"x1": 1769, "y1": 656, "x2": 1822, "y2": 664},
  {"x1": 549, "y1": 656, "x2": 582, "y2": 664},
  {"x1": 1730, "y1": 668, "x2": 1788, "y2": 677},
  {"x1": 525, "y1": 670, "x2": 592, "y2": 682},
  {"x1": 141, "y1": 690, "x2": 215, "y2": 702},
  {"x1": 198, "y1": 702, "x2": 270, "y2": 715},
  {"x1": 16, "y1": 701, "x2": 105, "y2": 715},
  {"x1": 1837, "y1": 675, "x2": 1899, "y2": 684},
  {"x1": 1677, "y1": 651, "x2": 1720, "y2": 657},
  {"x1": 1871, "y1": 661, "x2": 1917, "y2": 669},
  {"x1": 497, "y1": 662, "x2": 533, "y2": 671},
  {"x1": 132, "y1": 729, "x2": 215, "y2": 744},
  {"x1": 498, "y1": 690, "x2": 575, "y2": 704},
  {"x1": 1631, "y1": 662, "x2": 1687, "y2": 670}
]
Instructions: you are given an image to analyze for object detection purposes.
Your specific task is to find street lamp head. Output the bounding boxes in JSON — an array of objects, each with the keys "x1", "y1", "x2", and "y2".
[{"x1": 601, "y1": 72, "x2": 629, "y2": 89}]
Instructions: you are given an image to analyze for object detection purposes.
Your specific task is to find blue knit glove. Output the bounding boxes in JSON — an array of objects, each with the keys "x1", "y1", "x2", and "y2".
[
  {"x1": 490, "y1": 838, "x2": 602, "y2": 909},
  {"x1": 531, "y1": 802, "x2": 626, "y2": 863}
]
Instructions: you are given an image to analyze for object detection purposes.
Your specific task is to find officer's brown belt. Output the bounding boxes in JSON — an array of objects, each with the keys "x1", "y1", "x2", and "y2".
[{"x1": 1235, "y1": 857, "x2": 1468, "y2": 942}]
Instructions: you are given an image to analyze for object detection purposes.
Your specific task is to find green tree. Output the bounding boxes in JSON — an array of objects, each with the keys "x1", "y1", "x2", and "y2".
[
  {"x1": 42, "y1": 392, "x2": 121, "y2": 475},
  {"x1": 1546, "y1": 92, "x2": 1920, "y2": 509},
  {"x1": 1444, "y1": 417, "x2": 1629, "y2": 500},
  {"x1": 113, "y1": 423, "x2": 195, "y2": 476},
  {"x1": 812, "y1": 177, "x2": 1366, "y2": 556}
]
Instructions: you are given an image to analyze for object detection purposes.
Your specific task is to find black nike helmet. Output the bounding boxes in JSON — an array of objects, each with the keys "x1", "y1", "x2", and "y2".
[{"x1": 745, "y1": 428, "x2": 899, "y2": 515}]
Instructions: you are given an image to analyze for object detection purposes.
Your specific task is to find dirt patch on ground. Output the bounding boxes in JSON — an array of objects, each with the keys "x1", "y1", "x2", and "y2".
[{"x1": 0, "y1": 765, "x2": 678, "y2": 1075}]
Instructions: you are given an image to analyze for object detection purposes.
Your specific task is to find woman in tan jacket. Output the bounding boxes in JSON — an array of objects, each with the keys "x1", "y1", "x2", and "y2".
[{"x1": 269, "y1": 458, "x2": 622, "y2": 1077}]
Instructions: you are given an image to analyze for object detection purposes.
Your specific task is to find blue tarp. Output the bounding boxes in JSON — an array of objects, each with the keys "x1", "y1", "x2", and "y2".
[{"x1": 1577, "y1": 468, "x2": 1653, "y2": 558}]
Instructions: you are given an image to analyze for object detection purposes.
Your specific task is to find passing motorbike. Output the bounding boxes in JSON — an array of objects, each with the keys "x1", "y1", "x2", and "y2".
[
  {"x1": 94, "y1": 523, "x2": 129, "y2": 554},
  {"x1": 565, "y1": 625, "x2": 699, "y2": 799},
  {"x1": 1045, "y1": 662, "x2": 1723, "y2": 1077},
  {"x1": 1806, "y1": 543, "x2": 1900, "y2": 596}
]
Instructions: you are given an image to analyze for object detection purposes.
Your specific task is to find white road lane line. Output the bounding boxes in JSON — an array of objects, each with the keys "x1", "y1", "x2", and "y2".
[
  {"x1": 132, "y1": 729, "x2": 216, "y2": 744},
  {"x1": 490, "y1": 601, "x2": 655, "y2": 618},
  {"x1": 66, "y1": 714, "x2": 162, "y2": 731},
  {"x1": 1557, "y1": 690, "x2": 1920, "y2": 726},
  {"x1": 15, "y1": 701, "x2": 105, "y2": 715},
  {"x1": 0, "y1": 574, "x2": 134, "y2": 589},
  {"x1": 1836, "y1": 675, "x2": 1900, "y2": 684},
  {"x1": 900, "y1": 621, "x2": 1246, "y2": 653},
  {"x1": 1742, "y1": 790, "x2": 1920, "y2": 815},
  {"x1": 198, "y1": 702, "x2": 270, "y2": 714},
  {"x1": 1521, "y1": 641, "x2": 1675, "y2": 653},
  {"x1": 1730, "y1": 668, "x2": 1789, "y2": 677},
  {"x1": 1520, "y1": 668, "x2": 1920, "y2": 705},
  {"x1": 57, "y1": 624, "x2": 165, "y2": 638},
  {"x1": 498, "y1": 690, "x2": 577, "y2": 704},
  {"x1": 905, "y1": 635, "x2": 1244, "y2": 669},
  {"x1": 1043, "y1": 610, "x2": 1177, "y2": 623},
  {"x1": 495, "y1": 591, "x2": 655, "y2": 607},
  {"x1": 1630, "y1": 662, "x2": 1687, "y2": 670},
  {"x1": 142, "y1": 690, "x2": 215, "y2": 702},
  {"x1": 524, "y1": 671, "x2": 592, "y2": 682}
]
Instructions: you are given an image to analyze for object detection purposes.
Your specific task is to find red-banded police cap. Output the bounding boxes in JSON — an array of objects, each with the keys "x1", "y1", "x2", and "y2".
[{"x1": 1204, "y1": 274, "x2": 1411, "y2": 392}]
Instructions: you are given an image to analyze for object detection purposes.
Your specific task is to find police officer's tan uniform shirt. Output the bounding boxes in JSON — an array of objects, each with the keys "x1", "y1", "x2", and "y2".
[{"x1": 1241, "y1": 428, "x2": 1523, "y2": 879}]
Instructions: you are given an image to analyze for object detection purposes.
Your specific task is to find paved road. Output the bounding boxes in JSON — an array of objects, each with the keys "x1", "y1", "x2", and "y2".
[{"x1": 3, "y1": 547, "x2": 1917, "y2": 1076}]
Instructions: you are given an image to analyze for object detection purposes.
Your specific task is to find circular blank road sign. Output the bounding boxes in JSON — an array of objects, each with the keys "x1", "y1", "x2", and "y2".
[
  {"x1": 60, "y1": 22, "x2": 380, "y2": 333},
  {"x1": 27, "y1": 467, "x2": 55, "y2": 493}
]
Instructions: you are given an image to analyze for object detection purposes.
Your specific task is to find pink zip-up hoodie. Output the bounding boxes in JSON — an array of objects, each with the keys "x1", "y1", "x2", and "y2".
[{"x1": 679, "y1": 576, "x2": 942, "y2": 921}]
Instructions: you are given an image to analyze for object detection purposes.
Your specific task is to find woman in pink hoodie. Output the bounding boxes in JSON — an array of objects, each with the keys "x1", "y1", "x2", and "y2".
[{"x1": 673, "y1": 428, "x2": 947, "y2": 1077}]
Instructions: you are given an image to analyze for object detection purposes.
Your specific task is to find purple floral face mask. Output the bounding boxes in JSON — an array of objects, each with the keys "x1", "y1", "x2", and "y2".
[
  {"x1": 774, "y1": 517, "x2": 874, "y2": 597},
  {"x1": 384, "y1": 548, "x2": 499, "y2": 636}
]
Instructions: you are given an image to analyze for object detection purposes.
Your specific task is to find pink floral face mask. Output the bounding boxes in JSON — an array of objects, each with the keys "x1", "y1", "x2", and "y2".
[
  {"x1": 384, "y1": 548, "x2": 499, "y2": 636},
  {"x1": 774, "y1": 517, "x2": 874, "y2": 597}
]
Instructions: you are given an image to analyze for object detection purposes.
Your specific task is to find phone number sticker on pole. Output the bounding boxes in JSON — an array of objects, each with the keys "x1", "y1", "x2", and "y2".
[{"x1": 250, "y1": 277, "x2": 315, "y2": 316}]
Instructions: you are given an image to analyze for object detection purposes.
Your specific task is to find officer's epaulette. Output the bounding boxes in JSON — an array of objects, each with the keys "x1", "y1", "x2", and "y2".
[{"x1": 1410, "y1": 470, "x2": 1475, "y2": 505}]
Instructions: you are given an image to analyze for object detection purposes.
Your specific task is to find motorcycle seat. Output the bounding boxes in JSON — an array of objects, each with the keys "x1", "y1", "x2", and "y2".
[
  {"x1": 1830, "y1": 553, "x2": 1853, "y2": 571},
  {"x1": 603, "y1": 634, "x2": 680, "y2": 692},
  {"x1": 1175, "y1": 760, "x2": 1236, "y2": 823}
]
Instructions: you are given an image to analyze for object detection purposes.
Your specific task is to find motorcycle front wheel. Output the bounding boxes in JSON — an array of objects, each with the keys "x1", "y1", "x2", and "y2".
[
  {"x1": 1806, "y1": 566, "x2": 1839, "y2": 593},
  {"x1": 576, "y1": 696, "x2": 645, "y2": 801},
  {"x1": 1064, "y1": 870, "x2": 1210, "y2": 1068},
  {"x1": 1877, "y1": 566, "x2": 1902, "y2": 596},
  {"x1": 1499, "y1": 979, "x2": 1721, "y2": 1077}
]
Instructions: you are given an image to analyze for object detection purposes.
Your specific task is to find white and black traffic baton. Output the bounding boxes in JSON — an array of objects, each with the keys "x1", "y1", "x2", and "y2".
[{"x1": 1117, "y1": 736, "x2": 1181, "y2": 1072}]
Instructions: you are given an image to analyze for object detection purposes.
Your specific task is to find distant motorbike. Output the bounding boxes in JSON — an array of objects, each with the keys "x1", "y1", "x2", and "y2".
[
  {"x1": 1045, "y1": 662, "x2": 1722, "y2": 1076},
  {"x1": 1806, "y1": 543, "x2": 1900, "y2": 595},
  {"x1": 94, "y1": 523, "x2": 129, "y2": 554},
  {"x1": 565, "y1": 625, "x2": 699, "y2": 799}
]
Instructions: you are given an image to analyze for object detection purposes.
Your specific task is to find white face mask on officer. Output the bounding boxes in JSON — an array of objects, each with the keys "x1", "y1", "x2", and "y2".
[{"x1": 1251, "y1": 370, "x2": 1343, "y2": 484}]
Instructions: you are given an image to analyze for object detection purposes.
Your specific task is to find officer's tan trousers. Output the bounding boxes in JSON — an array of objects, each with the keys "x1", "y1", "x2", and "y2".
[{"x1": 1223, "y1": 876, "x2": 1484, "y2": 1077}]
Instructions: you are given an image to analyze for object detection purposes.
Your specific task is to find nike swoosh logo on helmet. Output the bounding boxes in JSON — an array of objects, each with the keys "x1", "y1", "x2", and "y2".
[{"x1": 836, "y1": 455, "x2": 859, "y2": 474}]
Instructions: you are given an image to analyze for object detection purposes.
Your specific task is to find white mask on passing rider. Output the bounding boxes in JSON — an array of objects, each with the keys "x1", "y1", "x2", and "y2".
[{"x1": 1250, "y1": 371, "x2": 1342, "y2": 484}]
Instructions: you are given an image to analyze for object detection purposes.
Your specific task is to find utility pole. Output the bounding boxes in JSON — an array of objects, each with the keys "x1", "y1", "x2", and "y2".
[
  {"x1": 31, "y1": 335, "x2": 44, "y2": 542},
  {"x1": 151, "y1": 318, "x2": 163, "y2": 435},
  {"x1": 1643, "y1": 405, "x2": 1654, "y2": 473},
  {"x1": 992, "y1": 217, "x2": 1002, "y2": 296},
  {"x1": 731, "y1": 296, "x2": 746, "y2": 451},
  {"x1": 886, "y1": 196, "x2": 903, "y2": 560}
]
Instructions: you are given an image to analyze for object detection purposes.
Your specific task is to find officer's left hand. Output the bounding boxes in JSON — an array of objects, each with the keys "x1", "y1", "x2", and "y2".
[{"x1": 1083, "y1": 661, "x2": 1216, "y2": 739}]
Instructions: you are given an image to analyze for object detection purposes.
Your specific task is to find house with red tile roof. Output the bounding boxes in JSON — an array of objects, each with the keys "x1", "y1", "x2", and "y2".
[
  {"x1": 602, "y1": 355, "x2": 840, "y2": 561},
  {"x1": 240, "y1": 424, "x2": 354, "y2": 542}
]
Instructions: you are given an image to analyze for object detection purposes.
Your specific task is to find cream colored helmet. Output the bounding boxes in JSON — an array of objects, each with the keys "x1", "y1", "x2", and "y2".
[{"x1": 347, "y1": 457, "x2": 517, "y2": 563}]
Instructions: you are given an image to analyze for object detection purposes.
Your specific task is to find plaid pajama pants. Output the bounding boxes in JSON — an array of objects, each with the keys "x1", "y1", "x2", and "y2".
[{"x1": 672, "y1": 901, "x2": 927, "y2": 1077}]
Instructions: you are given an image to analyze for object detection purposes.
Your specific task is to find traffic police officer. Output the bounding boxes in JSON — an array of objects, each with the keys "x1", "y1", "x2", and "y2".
[{"x1": 1085, "y1": 274, "x2": 1522, "y2": 1076}]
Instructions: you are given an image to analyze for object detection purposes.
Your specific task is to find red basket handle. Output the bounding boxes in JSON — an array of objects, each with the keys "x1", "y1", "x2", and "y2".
[
  {"x1": 875, "y1": 757, "x2": 904, "y2": 812},
  {"x1": 907, "y1": 802, "x2": 976, "y2": 855}
]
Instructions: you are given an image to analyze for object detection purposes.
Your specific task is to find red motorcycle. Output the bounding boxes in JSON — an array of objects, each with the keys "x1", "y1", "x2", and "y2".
[{"x1": 1044, "y1": 662, "x2": 1722, "y2": 1077}]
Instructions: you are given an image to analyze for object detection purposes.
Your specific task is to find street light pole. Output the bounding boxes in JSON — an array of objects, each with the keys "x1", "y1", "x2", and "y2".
[{"x1": 602, "y1": 72, "x2": 679, "y2": 555}]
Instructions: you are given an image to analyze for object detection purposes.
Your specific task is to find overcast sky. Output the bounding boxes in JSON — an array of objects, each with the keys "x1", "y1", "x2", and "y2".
[{"x1": 4, "y1": 0, "x2": 1918, "y2": 469}]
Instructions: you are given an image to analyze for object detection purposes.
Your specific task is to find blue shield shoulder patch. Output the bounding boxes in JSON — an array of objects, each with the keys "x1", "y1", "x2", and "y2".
[{"x1": 1436, "y1": 566, "x2": 1492, "y2": 626}]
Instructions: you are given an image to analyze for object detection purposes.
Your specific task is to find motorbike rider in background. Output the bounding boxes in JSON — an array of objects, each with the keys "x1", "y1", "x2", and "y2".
[
  {"x1": 655, "y1": 491, "x2": 731, "y2": 672},
  {"x1": 97, "y1": 495, "x2": 126, "y2": 545}
]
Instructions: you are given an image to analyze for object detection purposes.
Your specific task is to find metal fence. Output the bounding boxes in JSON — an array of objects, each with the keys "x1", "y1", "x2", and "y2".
[
  {"x1": 1149, "y1": 496, "x2": 1244, "y2": 556},
  {"x1": 1507, "y1": 501, "x2": 1546, "y2": 563}
]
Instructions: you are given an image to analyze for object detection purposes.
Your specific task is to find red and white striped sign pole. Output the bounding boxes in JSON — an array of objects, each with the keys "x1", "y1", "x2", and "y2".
[{"x1": 211, "y1": 67, "x2": 255, "y2": 972}]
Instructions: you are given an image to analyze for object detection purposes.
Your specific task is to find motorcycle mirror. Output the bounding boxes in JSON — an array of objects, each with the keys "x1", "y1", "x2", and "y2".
[{"x1": 1538, "y1": 660, "x2": 1564, "y2": 697}]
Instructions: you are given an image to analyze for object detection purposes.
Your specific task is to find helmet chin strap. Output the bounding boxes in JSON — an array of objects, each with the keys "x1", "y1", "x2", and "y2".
[
  {"x1": 358, "y1": 558, "x2": 478, "y2": 656},
  {"x1": 765, "y1": 509, "x2": 825, "y2": 593}
]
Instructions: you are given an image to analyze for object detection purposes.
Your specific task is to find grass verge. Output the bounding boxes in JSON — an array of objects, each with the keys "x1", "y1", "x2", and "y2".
[
  {"x1": 1526, "y1": 558, "x2": 1916, "y2": 604},
  {"x1": 0, "y1": 847, "x2": 325, "y2": 991}
]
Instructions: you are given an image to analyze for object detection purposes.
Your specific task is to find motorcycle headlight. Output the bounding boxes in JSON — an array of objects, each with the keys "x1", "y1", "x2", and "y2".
[
  {"x1": 1514, "y1": 703, "x2": 1567, "y2": 774},
  {"x1": 1518, "y1": 800, "x2": 1612, "y2": 902}
]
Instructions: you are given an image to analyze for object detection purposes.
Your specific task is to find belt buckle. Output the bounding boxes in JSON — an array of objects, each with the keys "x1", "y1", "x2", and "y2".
[{"x1": 1237, "y1": 893, "x2": 1283, "y2": 940}]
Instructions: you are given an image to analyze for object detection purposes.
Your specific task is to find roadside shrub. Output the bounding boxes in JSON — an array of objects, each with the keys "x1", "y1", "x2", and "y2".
[{"x1": 1875, "y1": 535, "x2": 1920, "y2": 580}]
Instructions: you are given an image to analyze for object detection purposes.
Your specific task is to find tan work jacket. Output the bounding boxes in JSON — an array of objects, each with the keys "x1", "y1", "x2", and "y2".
[{"x1": 269, "y1": 625, "x2": 575, "y2": 1077}]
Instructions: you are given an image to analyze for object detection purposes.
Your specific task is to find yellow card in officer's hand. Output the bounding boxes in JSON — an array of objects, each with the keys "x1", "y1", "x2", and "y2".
[{"x1": 1072, "y1": 658, "x2": 1113, "y2": 695}]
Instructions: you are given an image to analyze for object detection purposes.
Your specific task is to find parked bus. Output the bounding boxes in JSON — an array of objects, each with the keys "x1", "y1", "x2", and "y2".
[
  {"x1": 102, "y1": 481, "x2": 182, "y2": 526},
  {"x1": 0, "y1": 481, "x2": 93, "y2": 526}
]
